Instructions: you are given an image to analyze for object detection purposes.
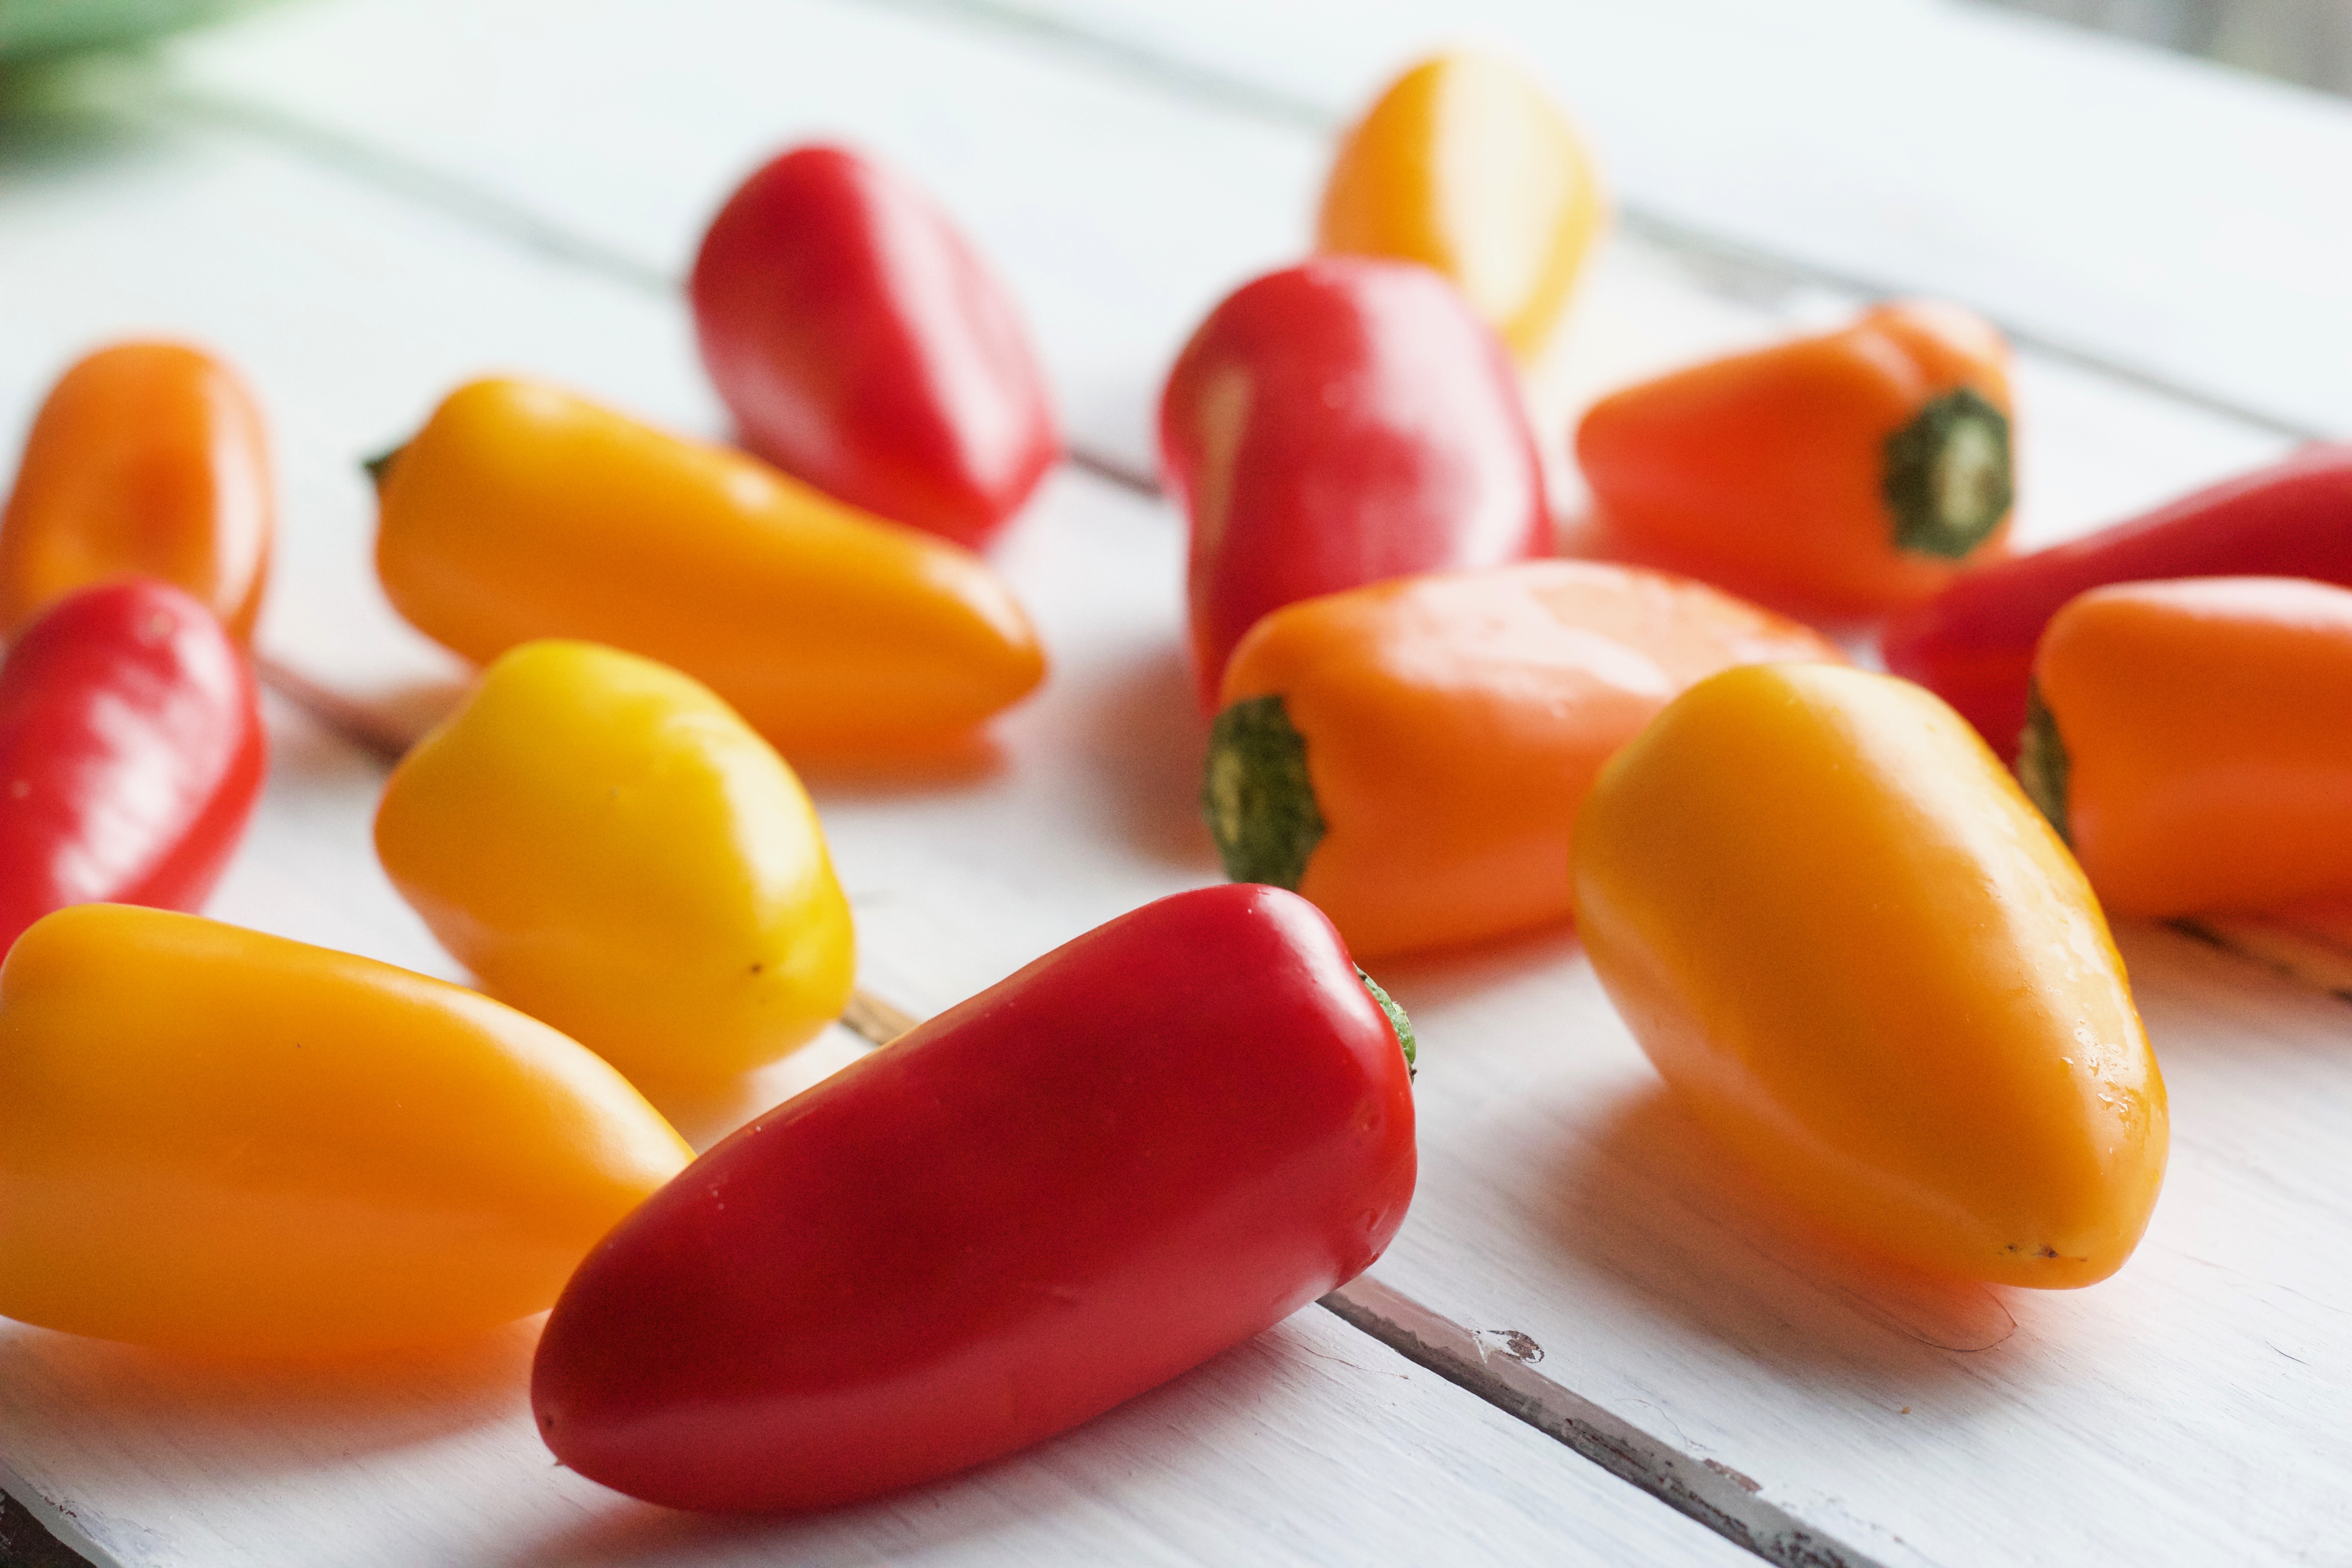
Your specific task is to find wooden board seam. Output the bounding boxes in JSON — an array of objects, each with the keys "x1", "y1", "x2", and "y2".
[{"x1": 1319, "y1": 1276, "x2": 1885, "y2": 1568}]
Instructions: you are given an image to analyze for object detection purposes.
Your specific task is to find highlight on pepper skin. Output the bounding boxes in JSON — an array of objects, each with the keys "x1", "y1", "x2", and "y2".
[{"x1": 375, "y1": 638, "x2": 858, "y2": 1087}]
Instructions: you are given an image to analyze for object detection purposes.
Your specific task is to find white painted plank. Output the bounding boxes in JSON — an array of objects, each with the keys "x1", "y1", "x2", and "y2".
[{"x1": 0, "y1": 703, "x2": 1752, "y2": 1568}]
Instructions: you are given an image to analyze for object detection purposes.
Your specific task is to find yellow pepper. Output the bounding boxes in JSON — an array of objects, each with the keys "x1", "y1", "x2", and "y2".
[
  {"x1": 374, "y1": 378, "x2": 1046, "y2": 753},
  {"x1": 0, "y1": 904, "x2": 690, "y2": 1356},
  {"x1": 376, "y1": 640, "x2": 856, "y2": 1085},
  {"x1": 1571, "y1": 664, "x2": 2167, "y2": 1287},
  {"x1": 1317, "y1": 50, "x2": 1608, "y2": 365}
]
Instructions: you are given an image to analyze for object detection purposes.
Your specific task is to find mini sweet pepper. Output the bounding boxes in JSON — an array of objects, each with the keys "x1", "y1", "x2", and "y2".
[
  {"x1": 373, "y1": 377, "x2": 1046, "y2": 753},
  {"x1": 1577, "y1": 302, "x2": 2015, "y2": 614},
  {"x1": 532, "y1": 884, "x2": 1416, "y2": 1512},
  {"x1": 1318, "y1": 50, "x2": 1606, "y2": 365},
  {"x1": 1573, "y1": 663, "x2": 2166, "y2": 1287},
  {"x1": 1161, "y1": 258, "x2": 1548, "y2": 706},
  {"x1": 0, "y1": 341, "x2": 273, "y2": 642},
  {"x1": 0, "y1": 904, "x2": 690, "y2": 1356},
  {"x1": 0, "y1": 578, "x2": 264, "y2": 953},
  {"x1": 1205, "y1": 560, "x2": 1842, "y2": 957},
  {"x1": 692, "y1": 143, "x2": 1059, "y2": 549},
  {"x1": 376, "y1": 639, "x2": 856, "y2": 1085},
  {"x1": 2019, "y1": 576, "x2": 2352, "y2": 919}
]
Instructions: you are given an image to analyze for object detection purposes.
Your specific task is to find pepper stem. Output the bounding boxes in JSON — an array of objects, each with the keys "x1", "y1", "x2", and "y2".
[
  {"x1": 361, "y1": 444, "x2": 405, "y2": 488},
  {"x1": 1882, "y1": 387, "x2": 2012, "y2": 559},
  {"x1": 1201, "y1": 694, "x2": 1325, "y2": 891},
  {"x1": 2015, "y1": 681, "x2": 2072, "y2": 844},
  {"x1": 1357, "y1": 967, "x2": 1416, "y2": 1079}
]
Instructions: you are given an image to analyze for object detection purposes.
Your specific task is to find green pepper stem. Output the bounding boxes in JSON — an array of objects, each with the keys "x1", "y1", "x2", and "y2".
[
  {"x1": 1882, "y1": 388, "x2": 2012, "y2": 560},
  {"x1": 1201, "y1": 693, "x2": 1325, "y2": 891},
  {"x1": 1356, "y1": 967, "x2": 1416, "y2": 1080},
  {"x1": 361, "y1": 444, "x2": 405, "y2": 488},
  {"x1": 2015, "y1": 681, "x2": 2073, "y2": 844}
]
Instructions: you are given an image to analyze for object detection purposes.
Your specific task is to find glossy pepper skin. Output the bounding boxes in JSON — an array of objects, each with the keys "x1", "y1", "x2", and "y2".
[
  {"x1": 0, "y1": 904, "x2": 691, "y2": 1356},
  {"x1": 691, "y1": 144, "x2": 1059, "y2": 549},
  {"x1": 1318, "y1": 50, "x2": 1606, "y2": 365},
  {"x1": 1885, "y1": 441, "x2": 2352, "y2": 761},
  {"x1": 0, "y1": 342, "x2": 273, "y2": 642},
  {"x1": 1206, "y1": 561, "x2": 1842, "y2": 958},
  {"x1": 1161, "y1": 258, "x2": 1548, "y2": 707},
  {"x1": 2020, "y1": 577, "x2": 2352, "y2": 919},
  {"x1": 0, "y1": 578, "x2": 264, "y2": 952},
  {"x1": 376, "y1": 640, "x2": 856, "y2": 1085},
  {"x1": 374, "y1": 377, "x2": 1045, "y2": 753},
  {"x1": 1577, "y1": 302, "x2": 2015, "y2": 615},
  {"x1": 1573, "y1": 663, "x2": 2166, "y2": 1287},
  {"x1": 532, "y1": 883, "x2": 1417, "y2": 1513}
]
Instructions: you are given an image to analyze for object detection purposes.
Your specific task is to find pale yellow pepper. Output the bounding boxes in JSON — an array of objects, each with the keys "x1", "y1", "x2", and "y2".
[
  {"x1": 0, "y1": 904, "x2": 690, "y2": 1356},
  {"x1": 376, "y1": 640, "x2": 856, "y2": 1085},
  {"x1": 1571, "y1": 664, "x2": 2167, "y2": 1288},
  {"x1": 1318, "y1": 50, "x2": 1608, "y2": 365}
]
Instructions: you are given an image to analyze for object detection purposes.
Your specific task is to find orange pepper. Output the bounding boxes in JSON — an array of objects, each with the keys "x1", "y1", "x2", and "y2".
[
  {"x1": 0, "y1": 904, "x2": 690, "y2": 1356},
  {"x1": 1573, "y1": 663, "x2": 2165, "y2": 1287},
  {"x1": 1575, "y1": 302, "x2": 2014, "y2": 614},
  {"x1": 2020, "y1": 576, "x2": 2352, "y2": 919},
  {"x1": 0, "y1": 342, "x2": 273, "y2": 642},
  {"x1": 1318, "y1": 50, "x2": 1607, "y2": 366},
  {"x1": 375, "y1": 378, "x2": 1045, "y2": 753},
  {"x1": 1205, "y1": 561, "x2": 1843, "y2": 958}
]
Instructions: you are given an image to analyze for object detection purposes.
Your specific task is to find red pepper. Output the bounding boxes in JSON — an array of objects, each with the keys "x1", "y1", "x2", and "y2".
[
  {"x1": 690, "y1": 144, "x2": 1060, "y2": 551},
  {"x1": 1160, "y1": 257, "x2": 1549, "y2": 707},
  {"x1": 530, "y1": 883, "x2": 1417, "y2": 1513},
  {"x1": 0, "y1": 579, "x2": 265, "y2": 951},
  {"x1": 1882, "y1": 441, "x2": 2352, "y2": 760}
]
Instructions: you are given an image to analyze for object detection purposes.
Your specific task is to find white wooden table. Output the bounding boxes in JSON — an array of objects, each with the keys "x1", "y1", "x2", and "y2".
[{"x1": 1, "y1": 3, "x2": 2348, "y2": 1564}]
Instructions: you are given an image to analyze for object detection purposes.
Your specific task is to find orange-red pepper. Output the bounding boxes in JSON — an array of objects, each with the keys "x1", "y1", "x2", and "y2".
[
  {"x1": 2021, "y1": 576, "x2": 2352, "y2": 919},
  {"x1": 1317, "y1": 50, "x2": 1607, "y2": 366},
  {"x1": 1576, "y1": 303, "x2": 2014, "y2": 614},
  {"x1": 0, "y1": 342, "x2": 273, "y2": 642},
  {"x1": 1204, "y1": 561, "x2": 1842, "y2": 957}
]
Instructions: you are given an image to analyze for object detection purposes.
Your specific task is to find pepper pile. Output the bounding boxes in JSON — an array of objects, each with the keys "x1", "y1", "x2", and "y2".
[{"x1": 0, "y1": 36, "x2": 2337, "y2": 1529}]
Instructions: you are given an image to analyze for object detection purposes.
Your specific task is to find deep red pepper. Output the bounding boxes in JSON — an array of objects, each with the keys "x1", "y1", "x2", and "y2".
[
  {"x1": 1882, "y1": 441, "x2": 2352, "y2": 760},
  {"x1": 1160, "y1": 257, "x2": 1549, "y2": 707},
  {"x1": 690, "y1": 143, "x2": 1060, "y2": 551},
  {"x1": 530, "y1": 882, "x2": 1417, "y2": 1514},
  {"x1": 0, "y1": 579, "x2": 265, "y2": 951}
]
